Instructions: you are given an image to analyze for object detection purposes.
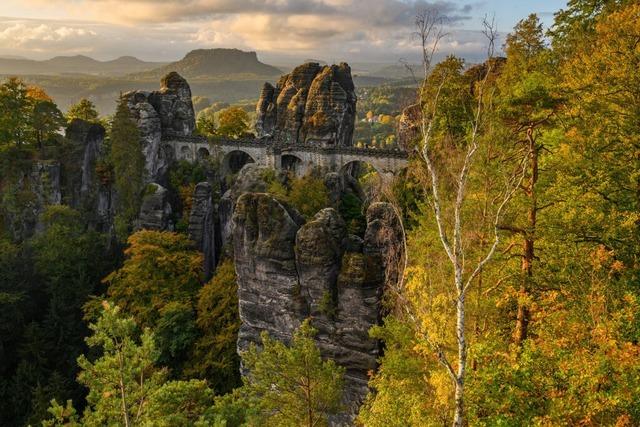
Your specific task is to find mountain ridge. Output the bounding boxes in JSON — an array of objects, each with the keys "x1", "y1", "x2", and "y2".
[
  {"x1": 0, "y1": 54, "x2": 168, "y2": 76},
  {"x1": 135, "y1": 48, "x2": 282, "y2": 79}
]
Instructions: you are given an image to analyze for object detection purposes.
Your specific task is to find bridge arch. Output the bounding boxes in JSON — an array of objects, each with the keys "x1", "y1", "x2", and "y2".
[
  {"x1": 340, "y1": 159, "x2": 382, "y2": 178},
  {"x1": 223, "y1": 149, "x2": 255, "y2": 175},
  {"x1": 281, "y1": 154, "x2": 305, "y2": 176},
  {"x1": 197, "y1": 147, "x2": 210, "y2": 160}
]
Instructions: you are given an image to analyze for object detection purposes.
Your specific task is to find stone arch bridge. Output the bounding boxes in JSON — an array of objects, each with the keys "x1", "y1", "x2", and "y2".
[{"x1": 166, "y1": 136, "x2": 409, "y2": 178}]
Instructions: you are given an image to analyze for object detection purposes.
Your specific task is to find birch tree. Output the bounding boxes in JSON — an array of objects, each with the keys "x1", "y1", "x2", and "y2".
[{"x1": 410, "y1": 11, "x2": 528, "y2": 425}]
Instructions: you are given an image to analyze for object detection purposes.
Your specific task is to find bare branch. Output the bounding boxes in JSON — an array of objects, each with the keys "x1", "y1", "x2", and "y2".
[{"x1": 463, "y1": 151, "x2": 530, "y2": 294}]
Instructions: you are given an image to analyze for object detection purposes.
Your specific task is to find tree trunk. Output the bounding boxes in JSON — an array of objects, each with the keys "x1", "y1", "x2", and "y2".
[
  {"x1": 452, "y1": 288, "x2": 466, "y2": 426},
  {"x1": 514, "y1": 127, "x2": 537, "y2": 346}
]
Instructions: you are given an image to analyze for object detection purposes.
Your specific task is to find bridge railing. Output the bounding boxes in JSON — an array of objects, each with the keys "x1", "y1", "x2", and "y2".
[{"x1": 165, "y1": 136, "x2": 409, "y2": 159}]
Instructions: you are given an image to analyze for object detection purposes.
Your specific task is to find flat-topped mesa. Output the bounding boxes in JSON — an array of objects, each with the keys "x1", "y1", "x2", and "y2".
[
  {"x1": 123, "y1": 71, "x2": 195, "y2": 181},
  {"x1": 255, "y1": 62, "x2": 356, "y2": 147}
]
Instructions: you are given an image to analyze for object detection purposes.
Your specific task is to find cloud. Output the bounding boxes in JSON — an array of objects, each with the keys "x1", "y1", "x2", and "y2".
[
  {"x1": 0, "y1": 21, "x2": 97, "y2": 53},
  {"x1": 0, "y1": 1, "x2": 497, "y2": 63}
]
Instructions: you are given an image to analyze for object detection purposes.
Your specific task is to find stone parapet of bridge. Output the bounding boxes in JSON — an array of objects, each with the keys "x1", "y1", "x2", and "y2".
[{"x1": 165, "y1": 136, "x2": 409, "y2": 176}]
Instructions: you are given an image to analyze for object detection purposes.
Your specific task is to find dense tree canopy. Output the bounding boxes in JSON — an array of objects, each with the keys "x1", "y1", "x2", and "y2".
[
  {"x1": 216, "y1": 106, "x2": 250, "y2": 139},
  {"x1": 1, "y1": 2, "x2": 639, "y2": 426},
  {"x1": 66, "y1": 98, "x2": 100, "y2": 123},
  {"x1": 109, "y1": 95, "x2": 145, "y2": 239}
]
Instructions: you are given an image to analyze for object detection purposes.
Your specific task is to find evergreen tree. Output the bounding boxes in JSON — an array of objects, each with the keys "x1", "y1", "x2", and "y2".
[
  {"x1": 184, "y1": 259, "x2": 241, "y2": 393},
  {"x1": 240, "y1": 320, "x2": 345, "y2": 427},
  {"x1": 109, "y1": 95, "x2": 145, "y2": 239},
  {"x1": 45, "y1": 303, "x2": 216, "y2": 427},
  {"x1": 66, "y1": 98, "x2": 99, "y2": 123},
  {"x1": 32, "y1": 100, "x2": 65, "y2": 151},
  {"x1": 104, "y1": 230, "x2": 202, "y2": 376},
  {"x1": 495, "y1": 14, "x2": 563, "y2": 345},
  {"x1": 0, "y1": 77, "x2": 33, "y2": 146}
]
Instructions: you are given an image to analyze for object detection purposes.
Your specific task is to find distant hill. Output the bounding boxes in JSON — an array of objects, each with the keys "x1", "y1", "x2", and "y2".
[
  {"x1": 0, "y1": 55, "x2": 167, "y2": 76},
  {"x1": 367, "y1": 64, "x2": 419, "y2": 80},
  {"x1": 136, "y1": 48, "x2": 282, "y2": 79}
]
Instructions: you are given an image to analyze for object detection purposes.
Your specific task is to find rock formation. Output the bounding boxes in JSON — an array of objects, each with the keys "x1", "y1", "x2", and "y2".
[
  {"x1": 188, "y1": 182, "x2": 219, "y2": 279},
  {"x1": 65, "y1": 118, "x2": 106, "y2": 203},
  {"x1": 136, "y1": 183, "x2": 173, "y2": 231},
  {"x1": 2, "y1": 161, "x2": 63, "y2": 240},
  {"x1": 64, "y1": 119, "x2": 116, "y2": 231},
  {"x1": 123, "y1": 71, "x2": 194, "y2": 181},
  {"x1": 218, "y1": 163, "x2": 276, "y2": 249},
  {"x1": 232, "y1": 192, "x2": 403, "y2": 423},
  {"x1": 144, "y1": 48, "x2": 281, "y2": 80},
  {"x1": 255, "y1": 62, "x2": 356, "y2": 147}
]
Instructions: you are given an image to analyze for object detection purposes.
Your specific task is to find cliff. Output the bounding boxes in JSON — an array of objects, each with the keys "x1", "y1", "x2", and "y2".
[
  {"x1": 123, "y1": 71, "x2": 195, "y2": 182},
  {"x1": 255, "y1": 62, "x2": 356, "y2": 147},
  {"x1": 138, "y1": 48, "x2": 282, "y2": 79},
  {"x1": 232, "y1": 192, "x2": 403, "y2": 423}
]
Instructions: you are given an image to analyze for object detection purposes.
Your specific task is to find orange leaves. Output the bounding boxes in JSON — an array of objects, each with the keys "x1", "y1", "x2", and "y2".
[{"x1": 103, "y1": 230, "x2": 203, "y2": 327}]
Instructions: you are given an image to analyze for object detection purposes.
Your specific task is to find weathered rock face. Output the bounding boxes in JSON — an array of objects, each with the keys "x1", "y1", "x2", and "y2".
[
  {"x1": 151, "y1": 72, "x2": 196, "y2": 138},
  {"x1": 64, "y1": 119, "x2": 117, "y2": 232},
  {"x1": 136, "y1": 183, "x2": 173, "y2": 231},
  {"x1": 219, "y1": 163, "x2": 279, "y2": 250},
  {"x1": 233, "y1": 193, "x2": 403, "y2": 423},
  {"x1": 364, "y1": 202, "x2": 405, "y2": 295},
  {"x1": 65, "y1": 119, "x2": 106, "y2": 202},
  {"x1": 2, "y1": 161, "x2": 62, "y2": 240},
  {"x1": 188, "y1": 182, "x2": 219, "y2": 279},
  {"x1": 124, "y1": 72, "x2": 194, "y2": 182},
  {"x1": 255, "y1": 62, "x2": 356, "y2": 147},
  {"x1": 233, "y1": 193, "x2": 305, "y2": 349}
]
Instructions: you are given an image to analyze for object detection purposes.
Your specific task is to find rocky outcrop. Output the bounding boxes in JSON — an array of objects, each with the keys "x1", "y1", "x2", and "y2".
[
  {"x1": 65, "y1": 119, "x2": 106, "y2": 204},
  {"x1": 123, "y1": 72, "x2": 194, "y2": 181},
  {"x1": 255, "y1": 62, "x2": 356, "y2": 147},
  {"x1": 136, "y1": 183, "x2": 173, "y2": 231},
  {"x1": 219, "y1": 163, "x2": 278, "y2": 250},
  {"x1": 233, "y1": 193, "x2": 403, "y2": 423},
  {"x1": 188, "y1": 182, "x2": 219, "y2": 279},
  {"x1": 152, "y1": 72, "x2": 196, "y2": 138},
  {"x1": 233, "y1": 193, "x2": 305, "y2": 348},
  {"x1": 2, "y1": 161, "x2": 62, "y2": 240},
  {"x1": 364, "y1": 202, "x2": 405, "y2": 296},
  {"x1": 64, "y1": 119, "x2": 115, "y2": 231}
]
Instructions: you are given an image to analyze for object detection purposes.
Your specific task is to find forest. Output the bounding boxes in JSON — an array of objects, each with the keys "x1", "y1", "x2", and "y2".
[{"x1": 0, "y1": 0, "x2": 639, "y2": 426}]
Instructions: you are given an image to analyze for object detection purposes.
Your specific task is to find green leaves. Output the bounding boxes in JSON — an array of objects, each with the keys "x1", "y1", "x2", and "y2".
[
  {"x1": 216, "y1": 107, "x2": 250, "y2": 139},
  {"x1": 66, "y1": 98, "x2": 99, "y2": 123},
  {"x1": 184, "y1": 259, "x2": 241, "y2": 394},
  {"x1": 76, "y1": 302, "x2": 167, "y2": 426},
  {"x1": 109, "y1": 95, "x2": 145, "y2": 239},
  {"x1": 240, "y1": 320, "x2": 345, "y2": 427}
]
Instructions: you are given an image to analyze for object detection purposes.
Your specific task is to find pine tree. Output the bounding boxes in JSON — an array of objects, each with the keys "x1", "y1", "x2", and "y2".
[
  {"x1": 66, "y1": 98, "x2": 99, "y2": 123},
  {"x1": 109, "y1": 95, "x2": 145, "y2": 239},
  {"x1": 240, "y1": 320, "x2": 345, "y2": 427}
]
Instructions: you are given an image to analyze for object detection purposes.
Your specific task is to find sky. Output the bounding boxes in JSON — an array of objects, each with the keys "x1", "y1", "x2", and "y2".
[{"x1": 0, "y1": 0, "x2": 567, "y2": 65}]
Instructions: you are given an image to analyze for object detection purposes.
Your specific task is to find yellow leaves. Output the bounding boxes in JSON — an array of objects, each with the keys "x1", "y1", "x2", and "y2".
[
  {"x1": 26, "y1": 85, "x2": 52, "y2": 102},
  {"x1": 615, "y1": 414, "x2": 632, "y2": 427},
  {"x1": 427, "y1": 369, "x2": 454, "y2": 416},
  {"x1": 179, "y1": 183, "x2": 195, "y2": 215},
  {"x1": 103, "y1": 230, "x2": 203, "y2": 327},
  {"x1": 590, "y1": 245, "x2": 614, "y2": 271}
]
